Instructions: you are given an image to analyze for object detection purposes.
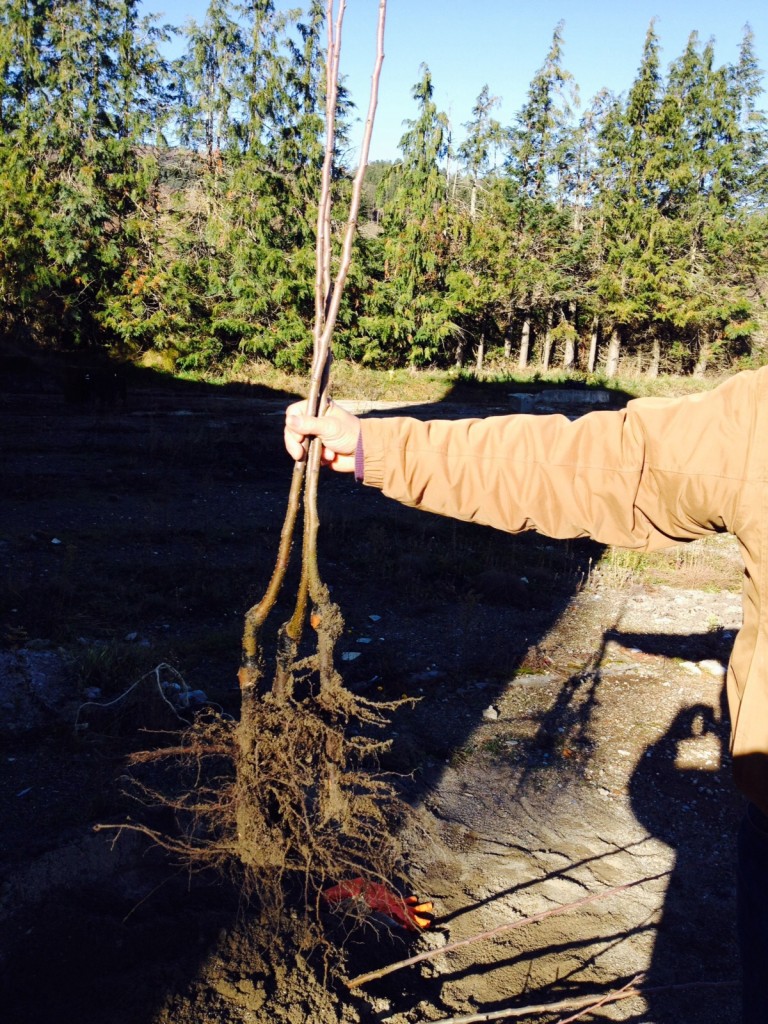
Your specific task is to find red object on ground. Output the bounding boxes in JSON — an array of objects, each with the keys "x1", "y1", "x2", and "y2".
[{"x1": 322, "y1": 877, "x2": 434, "y2": 931}]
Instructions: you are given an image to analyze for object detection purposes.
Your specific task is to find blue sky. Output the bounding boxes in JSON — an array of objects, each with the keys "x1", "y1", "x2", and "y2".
[{"x1": 142, "y1": 0, "x2": 768, "y2": 162}]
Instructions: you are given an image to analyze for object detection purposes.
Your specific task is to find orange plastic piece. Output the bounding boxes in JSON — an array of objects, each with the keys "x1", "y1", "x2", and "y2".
[{"x1": 322, "y1": 877, "x2": 434, "y2": 931}]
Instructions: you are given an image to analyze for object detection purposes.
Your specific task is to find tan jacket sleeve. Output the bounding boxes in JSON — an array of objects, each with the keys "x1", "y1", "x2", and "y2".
[
  {"x1": 360, "y1": 367, "x2": 768, "y2": 812},
  {"x1": 359, "y1": 372, "x2": 756, "y2": 552}
]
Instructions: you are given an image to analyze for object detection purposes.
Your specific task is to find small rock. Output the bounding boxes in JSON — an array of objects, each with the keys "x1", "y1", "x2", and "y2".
[
  {"x1": 26, "y1": 639, "x2": 51, "y2": 651},
  {"x1": 699, "y1": 659, "x2": 726, "y2": 679},
  {"x1": 341, "y1": 651, "x2": 361, "y2": 662},
  {"x1": 514, "y1": 672, "x2": 559, "y2": 687},
  {"x1": 482, "y1": 705, "x2": 499, "y2": 722},
  {"x1": 408, "y1": 667, "x2": 447, "y2": 685}
]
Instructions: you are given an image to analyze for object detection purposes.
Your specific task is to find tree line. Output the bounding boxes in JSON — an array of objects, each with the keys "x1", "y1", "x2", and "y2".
[{"x1": 1, "y1": 0, "x2": 767, "y2": 377}]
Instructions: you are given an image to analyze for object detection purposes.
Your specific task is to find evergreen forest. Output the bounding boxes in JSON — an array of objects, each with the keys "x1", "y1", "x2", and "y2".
[{"x1": 1, "y1": 0, "x2": 767, "y2": 378}]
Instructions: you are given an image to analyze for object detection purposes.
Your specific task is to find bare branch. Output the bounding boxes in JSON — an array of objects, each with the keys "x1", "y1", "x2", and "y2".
[
  {"x1": 427, "y1": 978, "x2": 645, "y2": 1024},
  {"x1": 305, "y1": 0, "x2": 387, "y2": 418},
  {"x1": 346, "y1": 873, "x2": 667, "y2": 989}
]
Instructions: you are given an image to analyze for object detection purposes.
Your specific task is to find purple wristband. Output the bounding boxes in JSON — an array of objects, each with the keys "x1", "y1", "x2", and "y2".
[{"x1": 354, "y1": 430, "x2": 364, "y2": 483}]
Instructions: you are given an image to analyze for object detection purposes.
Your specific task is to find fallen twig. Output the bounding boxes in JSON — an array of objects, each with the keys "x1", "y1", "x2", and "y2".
[
  {"x1": 346, "y1": 874, "x2": 667, "y2": 989},
  {"x1": 427, "y1": 976, "x2": 737, "y2": 1024},
  {"x1": 426, "y1": 983, "x2": 643, "y2": 1024},
  {"x1": 552, "y1": 974, "x2": 642, "y2": 1024}
]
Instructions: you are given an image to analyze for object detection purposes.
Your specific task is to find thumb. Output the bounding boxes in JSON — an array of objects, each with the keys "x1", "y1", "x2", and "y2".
[{"x1": 286, "y1": 412, "x2": 328, "y2": 439}]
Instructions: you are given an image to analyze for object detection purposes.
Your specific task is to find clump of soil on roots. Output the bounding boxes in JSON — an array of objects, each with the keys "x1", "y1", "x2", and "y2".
[{"x1": 118, "y1": 593, "x2": 413, "y2": 974}]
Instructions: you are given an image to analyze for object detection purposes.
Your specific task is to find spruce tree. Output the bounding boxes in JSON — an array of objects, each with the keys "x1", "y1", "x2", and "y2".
[
  {"x1": 591, "y1": 22, "x2": 666, "y2": 375},
  {"x1": 359, "y1": 65, "x2": 454, "y2": 366},
  {"x1": 505, "y1": 22, "x2": 577, "y2": 368}
]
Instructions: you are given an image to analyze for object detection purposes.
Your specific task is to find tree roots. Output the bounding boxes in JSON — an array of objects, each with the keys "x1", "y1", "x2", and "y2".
[{"x1": 118, "y1": 600, "x2": 413, "y2": 951}]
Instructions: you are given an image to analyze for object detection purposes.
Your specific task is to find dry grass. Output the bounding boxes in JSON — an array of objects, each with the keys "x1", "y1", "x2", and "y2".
[
  {"x1": 186, "y1": 357, "x2": 750, "y2": 406},
  {"x1": 591, "y1": 535, "x2": 744, "y2": 592}
]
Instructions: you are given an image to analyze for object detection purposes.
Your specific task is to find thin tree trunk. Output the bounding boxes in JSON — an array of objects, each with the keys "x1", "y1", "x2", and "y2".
[
  {"x1": 503, "y1": 319, "x2": 513, "y2": 360},
  {"x1": 647, "y1": 336, "x2": 660, "y2": 378},
  {"x1": 541, "y1": 310, "x2": 553, "y2": 371},
  {"x1": 587, "y1": 316, "x2": 599, "y2": 373},
  {"x1": 518, "y1": 317, "x2": 531, "y2": 370},
  {"x1": 563, "y1": 335, "x2": 576, "y2": 370},
  {"x1": 693, "y1": 335, "x2": 711, "y2": 377},
  {"x1": 455, "y1": 335, "x2": 466, "y2": 368},
  {"x1": 563, "y1": 301, "x2": 577, "y2": 370},
  {"x1": 605, "y1": 326, "x2": 621, "y2": 378},
  {"x1": 475, "y1": 332, "x2": 485, "y2": 373}
]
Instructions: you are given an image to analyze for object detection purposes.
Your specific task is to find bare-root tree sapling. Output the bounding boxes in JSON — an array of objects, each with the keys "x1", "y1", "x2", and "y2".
[{"x1": 109, "y1": 0, "x2": 414, "y2": 950}]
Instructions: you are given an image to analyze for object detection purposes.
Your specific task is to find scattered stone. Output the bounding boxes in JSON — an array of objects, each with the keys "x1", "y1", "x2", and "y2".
[
  {"x1": 179, "y1": 689, "x2": 209, "y2": 709},
  {"x1": 482, "y1": 705, "x2": 499, "y2": 722},
  {"x1": 407, "y1": 667, "x2": 447, "y2": 685},
  {"x1": 514, "y1": 672, "x2": 559, "y2": 687},
  {"x1": 699, "y1": 659, "x2": 726, "y2": 678},
  {"x1": 26, "y1": 638, "x2": 52, "y2": 651}
]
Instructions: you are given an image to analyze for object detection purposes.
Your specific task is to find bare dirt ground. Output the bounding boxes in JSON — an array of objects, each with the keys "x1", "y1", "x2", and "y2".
[{"x1": 0, "y1": 363, "x2": 747, "y2": 1024}]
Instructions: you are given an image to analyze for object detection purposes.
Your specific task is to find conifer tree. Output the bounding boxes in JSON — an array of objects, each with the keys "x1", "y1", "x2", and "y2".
[
  {"x1": 177, "y1": 0, "x2": 245, "y2": 166},
  {"x1": 504, "y1": 22, "x2": 578, "y2": 368},
  {"x1": 458, "y1": 84, "x2": 503, "y2": 220},
  {"x1": 359, "y1": 65, "x2": 454, "y2": 365},
  {"x1": 0, "y1": 0, "x2": 171, "y2": 348},
  {"x1": 654, "y1": 30, "x2": 766, "y2": 371},
  {"x1": 591, "y1": 22, "x2": 666, "y2": 375}
]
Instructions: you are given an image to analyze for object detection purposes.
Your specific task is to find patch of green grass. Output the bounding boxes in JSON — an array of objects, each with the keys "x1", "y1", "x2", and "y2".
[{"x1": 67, "y1": 640, "x2": 162, "y2": 698}]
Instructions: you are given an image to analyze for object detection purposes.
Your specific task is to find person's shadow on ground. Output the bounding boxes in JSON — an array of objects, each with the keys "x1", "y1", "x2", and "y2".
[{"x1": 627, "y1": 690, "x2": 742, "y2": 1022}]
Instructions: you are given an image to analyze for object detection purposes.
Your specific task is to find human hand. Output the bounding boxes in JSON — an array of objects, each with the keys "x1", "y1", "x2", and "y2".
[{"x1": 284, "y1": 399, "x2": 361, "y2": 474}]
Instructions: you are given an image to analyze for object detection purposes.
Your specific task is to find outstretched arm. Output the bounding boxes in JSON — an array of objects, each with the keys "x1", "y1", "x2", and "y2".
[
  {"x1": 285, "y1": 371, "x2": 756, "y2": 551},
  {"x1": 356, "y1": 375, "x2": 753, "y2": 550}
]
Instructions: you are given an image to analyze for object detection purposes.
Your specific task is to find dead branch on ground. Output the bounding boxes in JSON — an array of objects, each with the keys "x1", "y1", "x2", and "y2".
[
  {"x1": 428, "y1": 976, "x2": 738, "y2": 1024},
  {"x1": 346, "y1": 874, "x2": 667, "y2": 989}
]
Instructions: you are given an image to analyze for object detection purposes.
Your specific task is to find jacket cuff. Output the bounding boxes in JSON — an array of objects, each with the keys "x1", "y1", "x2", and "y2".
[
  {"x1": 359, "y1": 419, "x2": 384, "y2": 489},
  {"x1": 354, "y1": 430, "x2": 365, "y2": 482}
]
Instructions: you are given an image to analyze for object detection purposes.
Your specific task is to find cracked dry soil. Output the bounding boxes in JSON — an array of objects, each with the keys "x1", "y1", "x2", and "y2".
[{"x1": 0, "y1": 372, "x2": 748, "y2": 1023}]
